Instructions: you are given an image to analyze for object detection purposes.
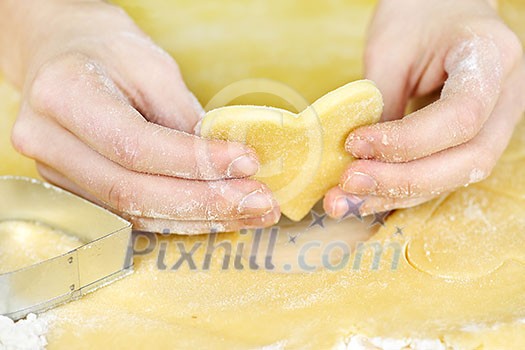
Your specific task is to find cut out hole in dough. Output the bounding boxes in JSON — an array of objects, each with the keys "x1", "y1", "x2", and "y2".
[{"x1": 405, "y1": 187, "x2": 525, "y2": 280}]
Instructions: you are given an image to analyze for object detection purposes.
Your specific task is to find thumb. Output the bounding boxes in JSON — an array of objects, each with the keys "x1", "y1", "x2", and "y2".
[{"x1": 364, "y1": 43, "x2": 411, "y2": 121}]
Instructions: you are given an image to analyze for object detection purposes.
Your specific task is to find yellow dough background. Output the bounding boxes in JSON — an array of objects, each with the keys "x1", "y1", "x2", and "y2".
[{"x1": 0, "y1": 0, "x2": 524, "y2": 348}]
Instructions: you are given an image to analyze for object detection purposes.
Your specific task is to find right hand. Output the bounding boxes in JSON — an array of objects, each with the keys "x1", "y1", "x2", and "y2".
[{"x1": 6, "y1": 1, "x2": 280, "y2": 234}]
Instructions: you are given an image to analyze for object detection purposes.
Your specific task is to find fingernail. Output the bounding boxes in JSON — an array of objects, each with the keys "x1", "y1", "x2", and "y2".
[
  {"x1": 228, "y1": 155, "x2": 259, "y2": 177},
  {"x1": 343, "y1": 172, "x2": 377, "y2": 193},
  {"x1": 238, "y1": 190, "x2": 273, "y2": 216},
  {"x1": 331, "y1": 196, "x2": 349, "y2": 218},
  {"x1": 244, "y1": 206, "x2": 281, "y2": 226},
  {"x1": 331, "y1": 194, "x2": 365, "y2": 218},
  {"x1": 346, "y1": 136, "x2": 373, "y2": 158}
]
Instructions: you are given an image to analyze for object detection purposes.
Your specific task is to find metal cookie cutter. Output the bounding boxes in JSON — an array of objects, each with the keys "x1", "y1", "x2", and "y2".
[{"x1": 0, "y1": 176, "x2": 132, "y2": 320}]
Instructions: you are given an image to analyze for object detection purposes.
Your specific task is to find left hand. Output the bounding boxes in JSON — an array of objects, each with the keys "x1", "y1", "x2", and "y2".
[{"x1": 324, "y1": 0, "x2": 525, "y2": 218}]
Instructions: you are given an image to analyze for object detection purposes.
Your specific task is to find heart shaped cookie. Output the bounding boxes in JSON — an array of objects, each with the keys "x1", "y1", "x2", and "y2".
[{"x1": 201, "y1": 80, "x2": 383, "y2": 221}]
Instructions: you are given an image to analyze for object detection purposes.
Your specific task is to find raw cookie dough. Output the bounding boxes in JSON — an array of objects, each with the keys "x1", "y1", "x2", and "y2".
[
  {"x1": 406, "y1": 187, "x2": 525, "y2": 280},
  {"x1": 0, "y1": 221, "x2": 82, "y2": 274},
  {"x1": 201, "y1": 80, "x2": 383, "y2": 221}
]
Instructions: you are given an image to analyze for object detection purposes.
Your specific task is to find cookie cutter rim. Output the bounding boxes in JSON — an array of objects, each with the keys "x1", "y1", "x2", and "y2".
[{"x1": 0, "y1": 176, "x2": 133, "y2": 321}]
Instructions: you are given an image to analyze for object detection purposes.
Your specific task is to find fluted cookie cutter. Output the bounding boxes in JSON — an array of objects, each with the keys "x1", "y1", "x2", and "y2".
[{"x1": 0, "y1": 176, "x2": 132, "y2": 321}]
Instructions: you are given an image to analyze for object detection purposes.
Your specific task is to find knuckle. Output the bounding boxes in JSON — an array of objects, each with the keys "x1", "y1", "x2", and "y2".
[
  {"x1": 477, "y1": 21, "x2": 524, "y2": 68},
  {"x1": 193, "y1": 137, "x2": 238, "y2": 179},
  {"x1": 191, "y1": 137, "x2": 213, "y2": 178},
  {"x1": 28, "y1": 68, "x2": 60, "y2": 113},
  {"x1": 405, "y1": 181, "x2": 415, "y2": 198},
  {"x1": 498, "y1": 26, "x2": 524, "y2": 63},
  {"x1": 29, "y1": 53, "x2": 105, "y2": 114},
  {"x1": 10, "y1": 121, "x2": 26, "y2": 155},
  {"x1": 466, "y1": 146, "x2": 495, "y2": 185},
  {"x1": 452, "y1": 98, "x2": 483, "y2": 142},
  {"x1": 371, "y1": 126, "x2": 413, "y2": 162},
  {"x1": 138, "y1": 44, "x2": 181, "y2": 82},
  {"x1": 396, "y1": 142, "x2": 413, "y2": 162},
  {"x1": 107, "y1": 181, "x2": 124, "y2": 212},
  {"x1": 10, "y1": 118, "x2": 35, "y2": 157},
  {"x1": 106, "y1": 178, "x2": 133, "y2": 214},
  {"x1": 235, "y1": 178, "x2": 267, "y2": 195},
  {"x1": 386, "y1": 138, "x2": 413, "y2": 162},
  {"x1": 116, "y1": 132, "x2": 144, "y2": 170}
]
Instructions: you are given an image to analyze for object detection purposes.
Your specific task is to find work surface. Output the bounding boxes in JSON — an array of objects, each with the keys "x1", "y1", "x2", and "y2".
[{"x1": 0, "y1": 1, "x2": 524, "y2": 348}]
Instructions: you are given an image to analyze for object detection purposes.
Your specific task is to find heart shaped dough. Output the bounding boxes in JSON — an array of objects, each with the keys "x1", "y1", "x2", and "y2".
[{"x1": 201, "y1": 80, "x2": 383, "y2": 221}]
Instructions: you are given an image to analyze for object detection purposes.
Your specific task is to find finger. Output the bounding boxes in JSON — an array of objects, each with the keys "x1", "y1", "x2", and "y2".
[
  {"x1": 107, "y1": 34, "x2": 205, "y2": 133},
  {"x1": 36, "y1": 163, "x2": 280, "y2": 234},
  {"x1": 36, "y1": 162, "x2": 100, "y2": 204},
  {"x1": 348, "y1": 35, "x2": 521, "y2": 162},
  {"x1": 130, "y1": 207, "x2": 281, "y2": 235},
  {"x1": 364, "y1": 40, "x2": 412, "y2": 121},
  {"x1": 12, "y1": 112, "x2": 278, "y2": 221},
  {"x1": 341, "y1": 61, "x2": 525, "y2": 198},
  {"x1": 36, "y1": 162, "x2": 141, "y2": 219},
  {"x1": 323, "y1": 187, "x2": 433, "y2": 219},
  {"x1": 28, "y1": 55, "x2": 258, "y2": 179}
]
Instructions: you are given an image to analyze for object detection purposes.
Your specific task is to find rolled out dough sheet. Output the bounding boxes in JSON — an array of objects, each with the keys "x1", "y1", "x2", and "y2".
[
  {"x1": 0, "y1": 221, "x2": 82, "y2": 274},
  {"x1": 36, "y1": 117, "x2": 524, "y2": 349}
]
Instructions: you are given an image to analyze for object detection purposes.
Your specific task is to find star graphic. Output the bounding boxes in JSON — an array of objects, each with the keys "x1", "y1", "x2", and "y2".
[
  {"x1": 309, "y1": 210, "x2": 327, "y2": 229},
  {"x1": 339, "y1": 197, "x2": 364, "y2": 222},
  {"x1": 393, "y1": 226, "x2": 404, "y2": 237},
  {"x1": 369, "y1": 211, "x2": 390, "y2": 227},
  {"x1": 287, "y1": 233, "x2": 299, "y2": 244}
]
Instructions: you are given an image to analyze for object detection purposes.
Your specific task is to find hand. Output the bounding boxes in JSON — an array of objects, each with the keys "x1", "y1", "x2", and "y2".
[
  {"x1": 2, "y1": 1, "x2": 280, "y2": 233},
  {"x1": 324, "y1": 0, "x2": 524, "y2": 218}
]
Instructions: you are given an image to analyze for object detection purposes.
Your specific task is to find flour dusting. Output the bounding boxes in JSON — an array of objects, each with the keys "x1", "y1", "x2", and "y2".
[
  {"x1": 0, "y1": 314, "x2": 48, "y2": 350},
  {"x1": 442, "y1": 35, "x2": 502, "y2": 105},
  {"x1": 468, "y1": 168, "x2": 485, "y2": 184},
  {"x1": 343, "y1": 335, "x2": 446, "y2": 350}
]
